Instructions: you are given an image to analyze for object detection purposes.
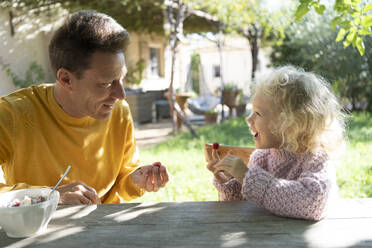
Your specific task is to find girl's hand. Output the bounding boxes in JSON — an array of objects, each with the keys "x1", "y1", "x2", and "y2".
[
  {"x1": 214, "y1": 151, "x2": 248, "y2": 184},
  {"x1": 206, "y1": 148, "x2": 233, "y2": 184}
]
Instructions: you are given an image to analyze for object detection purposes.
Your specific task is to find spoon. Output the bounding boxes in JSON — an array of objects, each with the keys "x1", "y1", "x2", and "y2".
[{"x1": 49, "y1": 165, "x2": 71, "y2": 200}]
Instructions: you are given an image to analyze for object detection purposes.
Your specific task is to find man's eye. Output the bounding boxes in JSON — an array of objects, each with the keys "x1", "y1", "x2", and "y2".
[
  {"x1": 101, "y1": 83, "x2": 112, "y2": 88},
  {"x1": 255, "y1": 112, "x2": 261, "y2": 116}
]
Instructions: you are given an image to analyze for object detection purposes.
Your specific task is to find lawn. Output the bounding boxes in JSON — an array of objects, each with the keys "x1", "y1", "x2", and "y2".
[{"x1": 134, "y1": 112, "x2": 372, "y2": 202}]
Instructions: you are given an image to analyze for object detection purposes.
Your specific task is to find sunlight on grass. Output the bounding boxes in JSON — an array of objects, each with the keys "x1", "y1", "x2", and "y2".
[
  {"x1": 134, "y1": 113, "x2": 372, "y2": 203},
  {"x1": 337, "y1": 112, "x2": 372, "y2": 198}
]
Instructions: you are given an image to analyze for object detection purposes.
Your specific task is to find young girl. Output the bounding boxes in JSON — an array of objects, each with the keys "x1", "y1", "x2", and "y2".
[{"x1": 207, "y1": 66, "x2": 346, "y2": 221}]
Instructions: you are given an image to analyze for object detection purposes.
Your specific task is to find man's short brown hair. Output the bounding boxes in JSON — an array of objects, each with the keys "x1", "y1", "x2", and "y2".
[{"x1": 49, "y1": 10, "x2": 129, "y2": 78}]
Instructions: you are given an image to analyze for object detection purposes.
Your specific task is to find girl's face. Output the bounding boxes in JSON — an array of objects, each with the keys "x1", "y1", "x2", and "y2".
[{"x1": 246, "y1": 92, "x2": 282, "y2": 149}]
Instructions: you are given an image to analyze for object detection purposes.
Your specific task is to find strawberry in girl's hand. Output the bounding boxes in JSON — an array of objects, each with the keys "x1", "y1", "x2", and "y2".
[
  {"x1": 212, "y1": 143, "x2": 220, "y2": 158},
  {"x1": 212, "y1": 142, "x2": 219, "y2": 150},
  {"x1": 152, "y1": 162, "x2": 162, "y2": 167},
  {"x1": 211, "y1": 142, "x2": 231, "y2": 181}
]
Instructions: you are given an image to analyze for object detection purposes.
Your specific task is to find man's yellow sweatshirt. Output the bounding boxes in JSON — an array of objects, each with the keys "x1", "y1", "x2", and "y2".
[{"x1": 0, "y1": 84, "x2": 144, "y2": 203}]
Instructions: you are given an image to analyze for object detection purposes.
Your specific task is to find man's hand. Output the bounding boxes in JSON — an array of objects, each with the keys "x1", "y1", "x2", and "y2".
[
  {"x1": 57, "y1": 181, "x2": 101, "y2": 205},
  {"x1": 132, "y1": 164, "x2": 169, "y2": 192}
]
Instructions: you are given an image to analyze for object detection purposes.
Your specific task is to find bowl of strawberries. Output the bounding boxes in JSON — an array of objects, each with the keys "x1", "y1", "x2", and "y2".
[{"x1": 0, "y1": 188, "x2": 59, "y2": 238}]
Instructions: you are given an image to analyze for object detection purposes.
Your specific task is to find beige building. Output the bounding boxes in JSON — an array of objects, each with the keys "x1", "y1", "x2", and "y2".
[
  {"x1": 0, "y1": 4, "x2": 272, "y2": 118},
  {"x1": 0, "y1": 7, "x2": 171, "y2": 96},
  {"x1": 0, "y1": 4, "x2": 220, "y2": 97},
  {"x1": 0, "y1": 7, "x2": 62, "y2": 96}
]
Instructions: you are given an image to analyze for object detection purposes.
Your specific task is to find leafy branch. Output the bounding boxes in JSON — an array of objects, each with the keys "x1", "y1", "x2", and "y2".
[{"x1": 295, "y1": 0, "x2": 372, "y2": 55}]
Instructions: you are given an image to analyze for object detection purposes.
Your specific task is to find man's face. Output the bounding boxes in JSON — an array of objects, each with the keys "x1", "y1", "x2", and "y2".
[{"x1": 70, "y1": 51, "x2": 127, "y2": 119}]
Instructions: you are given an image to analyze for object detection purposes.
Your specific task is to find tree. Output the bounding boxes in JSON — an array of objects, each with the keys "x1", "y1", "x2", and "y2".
[
  {"x1": 163, "y1": 0, "x2": 199, "y2": 136},
  {"x1": 1, "y1": 0, "x2": 220, "y2": 136},
  {"x1": 270, "y1": 10, "x2": 372, "y2": 112},
  {"x1": 0, "y1": 0, "x2": 218, "y2": 34},
  {"x1": 295, "y1": 0, "x2": 372, "y2": 56},
  {"x1": 191, "y1": 0, "x2": 289, "y2": 81}
]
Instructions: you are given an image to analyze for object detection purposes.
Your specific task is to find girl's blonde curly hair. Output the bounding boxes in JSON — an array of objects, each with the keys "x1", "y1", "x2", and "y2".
[{"x1": 254, "y1": 66, "x2": 346, "y2": 156}]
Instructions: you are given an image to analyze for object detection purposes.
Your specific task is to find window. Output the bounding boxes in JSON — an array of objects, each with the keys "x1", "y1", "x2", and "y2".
[
  {"x1": 149, "y1": 47, "x2": 161, "y2": 77},
  {"x1": 213, "y1": 65, "x2": 221, "y2": 78}
]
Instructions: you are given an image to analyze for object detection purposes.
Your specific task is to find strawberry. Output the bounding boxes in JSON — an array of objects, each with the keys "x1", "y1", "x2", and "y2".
[
  {"x1": 152, "y1": 162, "x2": 163, "y2": 183},
  {"x1": 212, "y1": 142, "x2": 219, "y2": 150},
  {"x1": 12, "y1": 199, "x2": 21, "y2": 207},
  {"x1": 152, "y1": 162, "x2": 162, "y2": 167}
]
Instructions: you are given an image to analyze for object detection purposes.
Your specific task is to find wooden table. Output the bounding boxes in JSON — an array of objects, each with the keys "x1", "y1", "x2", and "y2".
[{"x1": 1, "y1": 199, "x2": 372, "y2": 248}]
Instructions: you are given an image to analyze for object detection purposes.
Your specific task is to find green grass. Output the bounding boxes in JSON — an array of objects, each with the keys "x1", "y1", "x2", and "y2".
[
  {"x1": 337, "y1": 112, "x2": 372, "y2": 197},
  {"x1": 134, "y1": 113, "x2": 372, "y2": 202}
]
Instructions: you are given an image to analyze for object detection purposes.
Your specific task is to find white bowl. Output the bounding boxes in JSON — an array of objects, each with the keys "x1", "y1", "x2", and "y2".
[{"x1": 0, "y1": 188, "x2": 59, "y2": 238}]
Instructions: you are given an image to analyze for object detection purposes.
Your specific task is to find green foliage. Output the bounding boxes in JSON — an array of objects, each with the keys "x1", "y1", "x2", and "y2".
[
  {"x1": 1, "y1": 0, "x2": 165, "y2": 34},
  {"x1": 337, "y1": 112, "x2": 372, "y2": 197},
  {"x1": 295, "y1": 0, "x2": 372, "y2": 56},
  {"x1": 223, "y1": 82, "x2": 239, "y2": 91},
  {"x1": 134, "y1": 112, "x2": 372, "y2": 202},
  {"x1": 209, "y1": 0, "x2": 288, "y2": 47},
  {"x1": 0, "y1": 59, "x2": 44, "y2": 88},
  {"x1": 346, "y1": 112, "x2": 372, "y2": 143},
  {"x1": 270, "y1": 11, "x2": 372, "y2": 112},
  {"x1": 125, "y1": 59, "x2": 145, "y2": 87},
  {"x1": 191, "y1": 0, "x2": 290, "y2": 80},
  {"x1": 205, "y1": 109, "x2": 218, "y2": 114},
  {"x1": 1, "y1": 0, "x2": 218, "y2": 35}
]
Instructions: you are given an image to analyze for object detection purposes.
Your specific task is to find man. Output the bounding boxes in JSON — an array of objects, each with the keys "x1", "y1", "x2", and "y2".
[{"x1": 0, "y1": 10, "x2": 169, "y2": 204}]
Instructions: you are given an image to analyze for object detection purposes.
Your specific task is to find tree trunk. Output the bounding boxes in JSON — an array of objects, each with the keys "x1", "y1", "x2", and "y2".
[
  {"x1": 248, "y1": 25, "x2": 259, "y2": 81},
  {"x1": 218, "y1": 21, "x2": 225, "y2": 121},
  {"x1": 250, "y1": 37, "x2": 258, "y2": 81},
  {"x1": 165, "y1": 0, "x2": 198, "y2": 138}
]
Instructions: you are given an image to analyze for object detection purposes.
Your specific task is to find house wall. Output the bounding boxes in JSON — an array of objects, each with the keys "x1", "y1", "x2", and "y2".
[
  {"x1": 126, "y1": 32, "x2": 171, "y2": 91},
  {"x1": 199, "y1": 46, "x2": 252, "y2": 95},
  {"x1": 0, "y1": 8, "x2": 66, "y2": 97},
  {"x1": 177, "y1": 35, "x2": 271, "y2": 97},
  {"x1": 0, "y1": 7, "x2": 272, "y2": 104}
]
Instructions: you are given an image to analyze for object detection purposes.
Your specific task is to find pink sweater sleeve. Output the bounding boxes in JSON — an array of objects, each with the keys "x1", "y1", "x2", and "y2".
[
  {"x1": 213, "y1": 178, "x2": 243, "y2": 201},
  {"x1": 242, "y1": 152, "x2": 332, "y2": 221},
  {"x1": 213, "y1": 150, "x2": 268, "y2": 201},
  {"x1": 214, "y1": 149, "x2": 334, "y2": 221}
]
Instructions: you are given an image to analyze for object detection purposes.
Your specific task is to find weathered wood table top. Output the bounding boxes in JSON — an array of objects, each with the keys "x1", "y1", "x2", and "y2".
[{"x1": 1, "y1": 199, "x2": 372, "y2": 248}]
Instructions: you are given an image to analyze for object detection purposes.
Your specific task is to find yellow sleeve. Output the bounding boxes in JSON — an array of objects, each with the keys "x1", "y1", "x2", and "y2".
[
  {"x1": 0, "y1": 182, "x2": 47, "y2": 194},
  {"x1": 0, "y1": 100, "x2": 14, "y2": 165},
  {"x1": 101, "y1": 107, "x2": 145, "y2": 203},
  {"x1": 0, "y1": 97, "x2": 48, "y2": 193},
  {"x1": 0, "y1": 100, "x2": 17, "y2": 193}
]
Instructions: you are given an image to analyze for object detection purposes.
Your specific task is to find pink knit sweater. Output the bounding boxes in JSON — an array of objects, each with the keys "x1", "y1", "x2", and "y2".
[{"x1": 213, "y1": 148, "x2": 338, "y2": 221}]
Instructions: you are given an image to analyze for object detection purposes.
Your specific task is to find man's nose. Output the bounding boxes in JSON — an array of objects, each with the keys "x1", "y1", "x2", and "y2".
[{"x1": 111, "y1": 80, "x2": 125, "y2": 100}]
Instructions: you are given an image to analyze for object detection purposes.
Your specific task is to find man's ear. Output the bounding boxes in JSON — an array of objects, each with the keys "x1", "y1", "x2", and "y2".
[{"x1": 56, "y1": 68, "x2": 74, "y2": 92}]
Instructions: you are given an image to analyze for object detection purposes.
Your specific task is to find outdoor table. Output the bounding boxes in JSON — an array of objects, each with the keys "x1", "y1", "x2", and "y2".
[{"x1": 1, "y1": 199, "x2": 372, "y2": 247}]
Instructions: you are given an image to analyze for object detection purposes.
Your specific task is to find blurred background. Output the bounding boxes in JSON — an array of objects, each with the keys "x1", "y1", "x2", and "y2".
[{"x1": 0, "y1": 0, "x2": 371, "y2": 201}]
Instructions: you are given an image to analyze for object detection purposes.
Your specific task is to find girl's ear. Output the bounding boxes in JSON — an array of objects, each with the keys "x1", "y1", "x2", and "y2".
[{"x1": 56, "y1": 68, "x2": 74, "y2": 92}]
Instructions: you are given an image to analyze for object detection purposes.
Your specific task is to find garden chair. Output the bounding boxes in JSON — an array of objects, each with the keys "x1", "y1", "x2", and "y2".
[{"x1": 188, "y1": 96, "x2": 220, "y2": 115}]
